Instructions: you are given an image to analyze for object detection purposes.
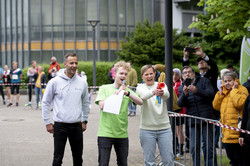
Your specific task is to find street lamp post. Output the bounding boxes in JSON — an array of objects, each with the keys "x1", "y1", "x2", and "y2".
[{"x1": 88, "y1": 20, "x2": 100, "y2": 92}]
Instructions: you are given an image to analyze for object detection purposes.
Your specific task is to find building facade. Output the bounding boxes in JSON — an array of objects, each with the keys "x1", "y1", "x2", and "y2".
[{"x1": 0, "y1": 0, "x2": 202, "y2": 68}]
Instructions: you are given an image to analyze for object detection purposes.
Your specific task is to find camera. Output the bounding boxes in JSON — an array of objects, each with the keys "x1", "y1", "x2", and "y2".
[
  {"x1": 185, "y1": 47, "x2": 196, "y2": 54},
  {"x1": 184, "y1": 78, "x2": 192, "y2": 86}
]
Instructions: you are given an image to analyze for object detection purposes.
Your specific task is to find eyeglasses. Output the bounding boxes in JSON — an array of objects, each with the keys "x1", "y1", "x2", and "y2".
[{"x1": 183, "y1": 71, "x2": 193, "y2": 75}]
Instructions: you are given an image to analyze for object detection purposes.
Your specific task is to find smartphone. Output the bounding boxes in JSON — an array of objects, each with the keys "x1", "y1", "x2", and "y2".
[
  {"x1": 185, "y1": 47, "x2": 196, "y2": 54},
  {"x1": 184, "y1": 78, "x2": 192, "y2": 86}
]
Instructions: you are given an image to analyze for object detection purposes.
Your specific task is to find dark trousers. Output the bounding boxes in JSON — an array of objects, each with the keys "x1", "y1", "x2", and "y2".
[
  {"x1": 53, "y1": 122, "x2": 83, "y2": 166},
  {"x1": 98, "y1": 137, "x2": 128, "y2": 166},
  {"x1": 28, "y1": 84, "x2": 33, "y2": 102},
  {"x1": 170, "y1": 116, "x2": 177, "y2": 155},
  {"x1": 223, "y1": 143, "x2": 243, "y2": 166},
  {"x1": 0, "y1": 85, "x2": 5, "y2": 101},
  {"x1": 242, "y1": 145, "x2": 250, "y2": 166},
  {"x1": 190, "y1": 122, "x2": 217, "y2": 166}
]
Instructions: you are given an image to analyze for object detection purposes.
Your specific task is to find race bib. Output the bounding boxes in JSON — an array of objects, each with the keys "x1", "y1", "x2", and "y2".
[
  {"x1": 4, "y1": 78, "x2": 7, "y2": 82},
  {"x1": 12, "y1": 75, "x2": 18, "y2": 80}
]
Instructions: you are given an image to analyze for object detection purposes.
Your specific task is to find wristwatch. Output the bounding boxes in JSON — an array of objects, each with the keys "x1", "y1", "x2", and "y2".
[
  {"x1": 82, "y1": 121, "x2": 88, "y2": 124},
  {"x1": 126, "y1": 91, "x2": 130, "y2": 97}
]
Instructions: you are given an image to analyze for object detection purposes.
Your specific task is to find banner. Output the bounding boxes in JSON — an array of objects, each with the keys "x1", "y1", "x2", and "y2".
[{"x1": 240, "y1": 36, "x2": 250, "y2": 84}]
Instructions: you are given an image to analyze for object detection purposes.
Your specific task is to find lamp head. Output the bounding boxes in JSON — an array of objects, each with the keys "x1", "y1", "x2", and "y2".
[{"x1": 88, "y1": 20, "x2": 100, "y2": 27}]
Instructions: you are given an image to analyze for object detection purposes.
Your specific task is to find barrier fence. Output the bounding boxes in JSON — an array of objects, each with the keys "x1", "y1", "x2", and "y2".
[
  {"x1": 4, "y1": 83, "x2": 249, "y2": 165},
  {"x1": 0, "y1": 83, "x2": 102, "y2": 90},
  {"x1": 162, "y1": 111, "x2": 250, "y2": 166}
]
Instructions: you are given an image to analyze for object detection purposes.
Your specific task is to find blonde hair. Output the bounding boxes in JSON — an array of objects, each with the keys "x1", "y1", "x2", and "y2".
[
  {"x1": 12, "y1": 61, "x2": 18, "y2": 65},
  {"x1": 114, "y1": 61, "x2": 131, "y2": 73}
]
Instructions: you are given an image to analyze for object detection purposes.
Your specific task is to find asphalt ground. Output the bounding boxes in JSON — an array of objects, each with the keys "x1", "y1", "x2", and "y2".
[{"x1": 0, "y1": 93, "x2": 146, "y2": 166}]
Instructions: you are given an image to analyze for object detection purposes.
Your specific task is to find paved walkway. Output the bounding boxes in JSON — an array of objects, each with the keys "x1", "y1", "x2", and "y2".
[{"x1": 0, "y1": 94, "x2": 145, "y2": 166}]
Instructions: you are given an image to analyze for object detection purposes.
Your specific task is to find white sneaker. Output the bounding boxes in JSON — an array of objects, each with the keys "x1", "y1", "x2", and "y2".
[{"x1": 176, "y1": 153, "x2": 184, "y2": 160}]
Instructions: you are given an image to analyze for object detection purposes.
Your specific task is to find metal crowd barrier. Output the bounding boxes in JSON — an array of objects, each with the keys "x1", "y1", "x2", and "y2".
[
  {"x1": 167, "y1": 112, "x2": 221, "y2": 166},
  {"x1": 154, "y1": 111, "x2": 250, "y2": 166}
]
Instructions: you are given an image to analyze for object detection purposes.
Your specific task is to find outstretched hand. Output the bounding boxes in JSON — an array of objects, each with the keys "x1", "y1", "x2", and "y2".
[{"x1": 194, "y1": 46, "x2": 205, "y2": 58}]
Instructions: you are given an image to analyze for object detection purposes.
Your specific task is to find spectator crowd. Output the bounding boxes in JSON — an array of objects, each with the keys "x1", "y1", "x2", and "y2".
[{"x1": 1, "y1": 47, "x2": 250, "y2": 166}]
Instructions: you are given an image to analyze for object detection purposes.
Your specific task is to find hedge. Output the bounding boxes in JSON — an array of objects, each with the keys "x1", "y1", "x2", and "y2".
[
  {"x1": 21, "y1": 61, "x2": 228, "y2": 89},
  {"x1": 22, "y1": 62, "x2": 114, "y2": 87}
]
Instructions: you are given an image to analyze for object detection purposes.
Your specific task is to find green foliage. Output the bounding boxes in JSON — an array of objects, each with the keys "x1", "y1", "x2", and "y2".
[
  {"x1": 118, "y1": 19, "x2": 242, "y2": 66},
  {"x1": 77, "y1": 61, "x2": 114, "y2": 86},
  {"x1": 20, "y1": 64, "x2": 50, "y2": 89},
  {"x1": 172, "y1": 29, "x2": 202, "y2": 63},
  {"x1": 189, "y1": 0, "x2": 250, "y2": 41},
  {"x1": 117, "y1": 19, "x2": 165, "y2": 65},
  {"x1": 21, "y1": 62, "x2": 114, "y2": 87},
  {"x1": 20, "y1": 61, "x2": 238, "y2": 90}
]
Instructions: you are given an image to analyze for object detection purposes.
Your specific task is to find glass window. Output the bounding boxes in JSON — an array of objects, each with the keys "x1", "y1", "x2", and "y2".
[
  {"x1": 76, "y1": 50, "x2": 85, "y2": 61},
  {"x1": 145, "y1": 0, "x2": 152, "y2": 23},
  {"x1": 64, "y1": 1, "x2": 74, "y2": 41},
  {"x1": 17, "y1": 0, "x2": 22, "y2": 42},
  {"x1": 42, "y1": 0, "x2": 52, "y2": 41},
  {"x1": 87, "y1": 50, "x2": 93, "y2": 61},
  {"x1": 110, "y1": 0, "x2": 117, "y2": 40},
  {"x1": 128, "y1": 0, "x2": 135, "y2": 26},
  {"x1": 12, "y1": 0, "x2": 17, "y2": 42},
  {"x1": 136, "y1": 0, "x2": 143, "y2": 23},
  {"x1": 53, "y1": 51, "x2": 64, "y2": 64},
  {"x1": 100, "y1": 0, "x2": 108, "y2": 40},
  {"x1": 119, "y1": 0, "x2": 126, "y2": 39},
  {"x1": 182, "y1": 13, "x2": 199, "y2": 33},
  {"x1": 1, "y1": 52, "x2": 6, "y2": 67},
  {"x1": 30, "y1": 51, "x2": 40, "y2": 63},
  {"x1": 30, "y1": 0, "x2": 40, "y2": 41},
  {"x1": 23, "y1": 0, "x2": 28, "y2": 42},
  {"x1": 53, "y1": 0, "x2": 63, "y2": 41},
  {"x1": 87, "y1": 1, "x2": 98, "y2": 41},
  {"x1": 7, "y1": 51, "x2": 11, "y2": 67},
  {"x1": 76, "y1": 0, "x2": 85, "y2": 41},
  {"x1": 41, "y1": 50, "x2": 52, "y2": 64},
  {"x1": 23, "y1": 51, "x2": 29, "y2": 67},
  {"x1": 18, "y1": 51, "x2": 23, "y2": 68},
  {"x1": 1, "y1": 0, "x2": 5, "y2": 42},
  {"x1": 110, "y1": 50, "x2": 118, "y2": 61},
  {"x1": 6, "y1": 0, "x2": 10, "y2": 43},
  {"x1": 87, "y1": 1, "x2": 97, "y2": 20}
]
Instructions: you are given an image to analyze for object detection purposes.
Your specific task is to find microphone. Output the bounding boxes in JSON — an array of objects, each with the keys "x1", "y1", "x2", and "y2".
[{"x1": 122, "y1": 80, "x2": 126, "y2": 85}]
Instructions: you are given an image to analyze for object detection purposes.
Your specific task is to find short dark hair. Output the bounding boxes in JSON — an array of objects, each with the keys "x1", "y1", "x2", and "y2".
[
  {"x1": 182, "y1": 65, "x2": 194, "y2": 73},
  {"x1": 226, "y1": 64, "x2": 234, "y2": 69},
  {"x1": 64, "y1": 53, "x2": 77, "y2": 62}
]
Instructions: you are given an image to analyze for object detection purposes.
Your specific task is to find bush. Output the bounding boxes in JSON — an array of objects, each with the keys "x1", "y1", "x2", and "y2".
[
  {"x1": 77, "y1": 61, "x2": 114, "y2": 86},
  {"x1": 21, "y1": 61, "x2": 231, "y2": 89},
  {"x1": 21, "y1": 62, "x2": 115, "y2": 87}
]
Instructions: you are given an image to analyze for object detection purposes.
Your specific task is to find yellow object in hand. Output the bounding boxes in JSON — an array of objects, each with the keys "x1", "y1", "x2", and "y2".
[{"x1": 42, "y1": 89, "x2": 45, "y2": 94}]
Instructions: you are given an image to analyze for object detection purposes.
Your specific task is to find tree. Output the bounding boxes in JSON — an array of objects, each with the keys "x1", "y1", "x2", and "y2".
[
  {"x1": 117, "y1": 20, "x2": 201, "y2": 65},
  {"x1": 117, "y1": 19, "x2": 165, "y2": 65},
  {"x1": 189, "y1": 0, "x2": 250, "y2": 41},
  {"x1": 118, "y1": 19, "x2": 242, "y2": 66}
]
